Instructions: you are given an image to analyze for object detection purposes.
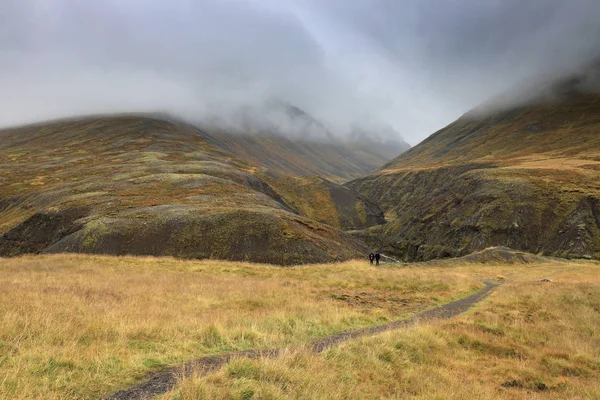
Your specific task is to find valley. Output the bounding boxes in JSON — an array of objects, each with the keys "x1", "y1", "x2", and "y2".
[
  {"x1": 4, "y1": 72, "x2": 600, "y2": 266},
  {"x1": 2, "y1": 68, "x2": 600, "y2": 400},
  {"x1": 2, "y1": 2, "x2": 600, "y2": 400}
]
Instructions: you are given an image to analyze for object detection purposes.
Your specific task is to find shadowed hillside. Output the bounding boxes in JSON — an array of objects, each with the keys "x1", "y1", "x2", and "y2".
[
  {"x1": 348, "y1": 67, "x2": 600, "y2": 261},
  {"x1": 0, "y1": 115, "x2": 384, "y2": 264},
  {"x1": 200, "y1": 102, "x2": 410, "y2": 183},
  {"x1": 202, "y1": 130, "x2": 408, "y2": 184}
]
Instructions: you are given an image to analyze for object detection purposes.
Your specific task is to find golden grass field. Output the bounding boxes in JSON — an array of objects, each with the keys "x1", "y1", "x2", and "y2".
[
  {"x1": 160, "y1": 259, "x2": 600, "y2": 400},
  {"x1": 0, "y1": 253, "x2": 598, "y2": 399}
]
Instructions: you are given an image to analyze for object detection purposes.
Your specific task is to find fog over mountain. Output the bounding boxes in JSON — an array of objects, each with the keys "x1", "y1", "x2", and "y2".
[{"x1": 1, "y1": 0, "x2": 600, "y2": 144}]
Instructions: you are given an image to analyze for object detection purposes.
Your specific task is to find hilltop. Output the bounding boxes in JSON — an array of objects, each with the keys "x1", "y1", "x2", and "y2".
[
  {"x1": 348, "y1": 66, "x2": 600, "y2": 261},
  {"x1": 0, "y1": 115, "x2": 390, "y2": 264}
]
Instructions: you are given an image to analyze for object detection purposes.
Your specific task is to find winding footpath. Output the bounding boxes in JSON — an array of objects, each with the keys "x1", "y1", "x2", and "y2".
[{"x1": 105, "y1": 280, "x2": 502, "y2": 400}]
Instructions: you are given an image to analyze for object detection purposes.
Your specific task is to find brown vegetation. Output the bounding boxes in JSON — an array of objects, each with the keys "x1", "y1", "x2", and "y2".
[{"x1": 203, "y1": 129, "x2": 405, "y2": 184}]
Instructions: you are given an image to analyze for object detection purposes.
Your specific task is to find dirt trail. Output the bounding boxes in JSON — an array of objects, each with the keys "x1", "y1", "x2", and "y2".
[{"x1": 105, "y1": 280, "x2": 502, "y2": 400}]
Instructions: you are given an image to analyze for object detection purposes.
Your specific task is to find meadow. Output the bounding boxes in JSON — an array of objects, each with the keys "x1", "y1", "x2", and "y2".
[
  {"x1": 0, "y1": 253, "x2": 598, "y2": 399},
  {"x1": 161, "y1": 258, "x2": 600, "y2": 400},
  {"x1": 0, "y1": 254, "x2": 480, "y2": 399}
]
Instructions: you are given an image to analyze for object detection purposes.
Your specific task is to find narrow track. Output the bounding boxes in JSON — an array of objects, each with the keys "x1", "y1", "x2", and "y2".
[{"x1": 106, "y1": 280, "x2": 502, "y2": 400}]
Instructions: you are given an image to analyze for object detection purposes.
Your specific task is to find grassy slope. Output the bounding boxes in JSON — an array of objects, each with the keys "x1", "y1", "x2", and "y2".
[
  {"x1": 348, "y1": 92, "x2": 600, "y2": 261},
  {"x1": 198, "y1": 102, "x2": 409, "y2": 184},
  {"x1": 163, "y1": 259, "x2": 600, "y2": 400},
  {"x1": 0, "y1": 254, "x2": 479, "y2": 399},
  {"x1": 0, "y1": 115, "x2": 381, "y2": 264},
  {"x1": 202, "y1": 129, "x2": 404, "y2": 184}
]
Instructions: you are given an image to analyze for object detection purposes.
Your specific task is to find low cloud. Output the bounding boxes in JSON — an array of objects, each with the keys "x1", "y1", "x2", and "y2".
[{"x1": 1, "y1": 0, "x2": 599, "y2": 145}]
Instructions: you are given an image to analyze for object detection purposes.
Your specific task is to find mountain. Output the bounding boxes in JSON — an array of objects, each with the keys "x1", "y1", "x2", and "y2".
[
  {"x1": 201, "y1": 129, "x2": 407, "y2": 184},
  {"x1": 348, "y1": 125, "x2": 411, "y2": 161},
  {"x1": 199, "y1": 102, "x2": 410, "y2": 183},
  {"x1": 347, "y1": 66, "x2": 600, "y2": 261},
  {"x1": 0, "y1": 115, "x2": 385, "y2": 264}
]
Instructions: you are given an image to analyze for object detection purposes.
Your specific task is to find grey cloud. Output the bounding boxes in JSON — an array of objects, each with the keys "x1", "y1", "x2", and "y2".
[
  {"x1": 309, "y1": 1, "x2": 600, "y2": 108},
  {"x1": 0, "y1": 0, "x2": 599, "y2": 145}
]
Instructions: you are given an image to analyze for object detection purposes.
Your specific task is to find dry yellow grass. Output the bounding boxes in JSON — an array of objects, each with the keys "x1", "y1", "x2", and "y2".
[
  {"x1": 0, "y1": 254, "x2": 480, "y2": 399},
  {"x1": 501, "y1": 155, "x2": 600, "y2": 171},
  {"x1": 160, "y1": 260, "x2": 600, "y2": 400}
]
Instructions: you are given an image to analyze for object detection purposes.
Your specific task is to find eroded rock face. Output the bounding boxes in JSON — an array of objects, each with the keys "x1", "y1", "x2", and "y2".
[
  {"x1": 319, "y1": 178, "x2": 385, "y2": 230},
  {"x1": 0, "y1": 207, "x2": 89, "y2": 256},
  {"x1": 349, "y1": 167, "x2": 600, "y2": 261}
]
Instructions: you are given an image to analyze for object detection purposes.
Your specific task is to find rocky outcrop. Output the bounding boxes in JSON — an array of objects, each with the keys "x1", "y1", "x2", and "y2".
[{"x1": 348, "y1": 165, "x2": 600, "y2": 261}]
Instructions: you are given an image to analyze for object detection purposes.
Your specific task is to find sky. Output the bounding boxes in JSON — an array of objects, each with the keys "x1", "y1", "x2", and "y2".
[{"x1": 1, "y1": 0, "x2": 600, "y2": 145}]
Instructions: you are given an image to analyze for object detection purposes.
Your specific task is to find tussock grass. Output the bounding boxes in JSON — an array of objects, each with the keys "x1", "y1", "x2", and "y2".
[
  {"x1": 0, "y1": 254, "x2": 478, "y2": 399},
  {"x1": 161, "y1": 261, "x2": 600, "y2": 400}
]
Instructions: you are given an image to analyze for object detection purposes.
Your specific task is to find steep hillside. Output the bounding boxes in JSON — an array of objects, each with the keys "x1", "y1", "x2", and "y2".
[
  {"x1": 202, "y1": 130, "x2": 406, "y2": 183},
  {"x1": 199, "y1": 103, "x2": 410, "y2": 183},
  {"x1": 0, "y1": 115, "x2": 381, "y2": 264},
  {"x1": 348, "y1": 84, "x2": 600, "y2": 261}
]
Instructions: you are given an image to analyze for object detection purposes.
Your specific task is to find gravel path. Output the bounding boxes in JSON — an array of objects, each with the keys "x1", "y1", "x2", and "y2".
[{"x1": 105, "y1": 280, "x2": 502, "y2": 400}]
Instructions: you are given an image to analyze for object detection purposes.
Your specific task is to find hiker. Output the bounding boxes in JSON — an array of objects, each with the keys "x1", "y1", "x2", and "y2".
[
  {"x1": 375, "y1": 252, "x2": 381, "y2": 266},
  {"x1": 369, "y1": 252, "x2": 375, "y2": 265}
]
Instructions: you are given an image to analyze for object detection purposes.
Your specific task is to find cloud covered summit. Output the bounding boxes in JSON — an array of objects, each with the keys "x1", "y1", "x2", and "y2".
[{"x1": 1, "y1": 0, "x2": 600, "y2": 144}]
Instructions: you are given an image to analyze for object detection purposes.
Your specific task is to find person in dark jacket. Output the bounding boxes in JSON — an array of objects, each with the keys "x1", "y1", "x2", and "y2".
[
  {"x1": 369, "y1": 252, "x2": 375, "y2": 265},
  {"x1": 375, "y1": 252, "x2": 381, "y2": 266}
]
